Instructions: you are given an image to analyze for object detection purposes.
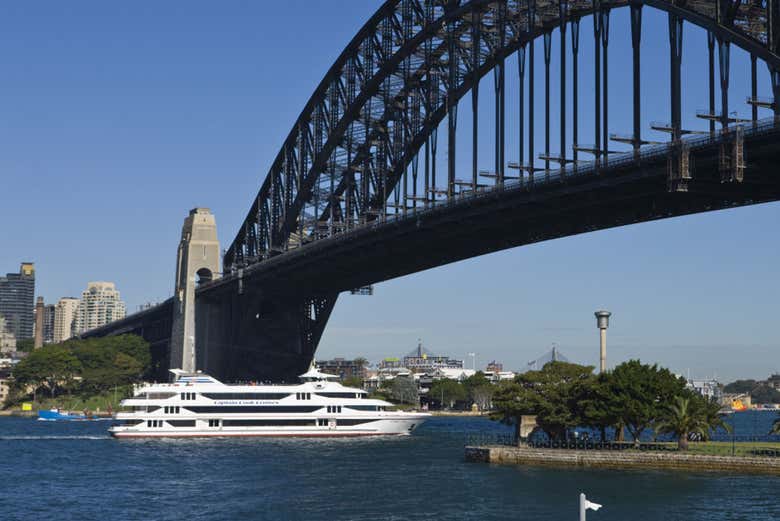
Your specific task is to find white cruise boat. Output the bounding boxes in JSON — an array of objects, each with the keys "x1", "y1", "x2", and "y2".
[{"x1": 109, "y1": 368, "x2": 429, "y2": 438}]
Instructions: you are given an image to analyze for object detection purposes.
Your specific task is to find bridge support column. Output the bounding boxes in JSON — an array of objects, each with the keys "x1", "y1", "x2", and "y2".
[{"x1": 171, "y1": 208, "x2": 220, "y2": 373}]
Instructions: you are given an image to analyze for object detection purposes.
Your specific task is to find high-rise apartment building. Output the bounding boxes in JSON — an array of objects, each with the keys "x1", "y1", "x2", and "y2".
[
  {"x1": 54, "y1": 297, "x2": 80, "y2": 343},
  {"x1": 73, "y1": 282, "x2": 126, "y2": 334},
  {"x1": 0, "y1": 263, "x2": 35, "y2": 340}
]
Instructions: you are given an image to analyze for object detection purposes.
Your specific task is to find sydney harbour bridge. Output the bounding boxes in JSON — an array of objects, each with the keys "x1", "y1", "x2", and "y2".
[{"x1": 86, "y1": 0, "x2": 780, "y2": 382}]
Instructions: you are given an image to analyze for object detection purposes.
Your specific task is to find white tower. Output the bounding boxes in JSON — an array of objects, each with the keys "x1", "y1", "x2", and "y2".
[
  {"x1": 170, "y1": 208, "x2": 220, "y2": 373},
  {"x1": 594, "y1": 310, "x2": 611, "y2": 373}
]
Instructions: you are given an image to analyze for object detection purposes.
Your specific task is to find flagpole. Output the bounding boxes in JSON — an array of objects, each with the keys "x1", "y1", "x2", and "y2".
[{"x1": 580, "y1": 493, "x2": 587, "y2": 521}]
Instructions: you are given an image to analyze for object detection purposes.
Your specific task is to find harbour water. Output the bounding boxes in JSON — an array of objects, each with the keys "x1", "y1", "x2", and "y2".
[{"x1": 0, "y1": 414, "x2": 778, "y2": 520}]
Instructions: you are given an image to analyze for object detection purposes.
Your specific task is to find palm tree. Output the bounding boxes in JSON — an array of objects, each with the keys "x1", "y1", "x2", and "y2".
[
  {"x1": 696, "y1": 397, "x2": 733, "y2": 441},
  {"x1": 655, "y1": 396, "x2": 708, "y2": 451}
]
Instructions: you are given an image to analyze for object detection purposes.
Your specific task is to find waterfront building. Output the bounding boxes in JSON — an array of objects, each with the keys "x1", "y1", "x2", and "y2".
[
  {"x1": 402, "y1": 341, "x2": 463, "y2": 373},
  {"x1": 687, "y1": 378, "x2": 722, "y2": 401},
  {"x1": 315, "y1": 358, "x2": 368, "y2": 380},
  {"x1": 54, "y1": 297, "x2": 80, "y2": 343},
  {"x1": 378, "y1": 357, "x2": 404, "y2": 370},
  {"x1": 73, "y1": 282, "x2": 126, "y2": 334},
  {"x1": 0, "y1": 316, "x2": 16, "y2": 354},
  {"x1": 485, "y1": 360, "x2": 503, "y2": 372},
  {"x1": 0, "y1": 263, "x2": 35, "y2": 340}
]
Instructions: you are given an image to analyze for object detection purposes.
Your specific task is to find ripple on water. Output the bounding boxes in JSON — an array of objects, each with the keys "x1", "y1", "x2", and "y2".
[{"x1": 0, "y1": 416, "x2": 777, "y2": 521}]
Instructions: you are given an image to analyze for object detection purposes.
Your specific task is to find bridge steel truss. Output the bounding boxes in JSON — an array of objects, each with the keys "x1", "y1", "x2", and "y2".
[{"x1": 208, "y1": 0, "x2": 780, "y2": 379}]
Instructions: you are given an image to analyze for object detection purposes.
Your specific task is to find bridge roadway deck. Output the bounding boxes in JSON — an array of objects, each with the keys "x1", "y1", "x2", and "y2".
[{"x1": 199, "y1": 119, "x2": 780, "y2": 302}]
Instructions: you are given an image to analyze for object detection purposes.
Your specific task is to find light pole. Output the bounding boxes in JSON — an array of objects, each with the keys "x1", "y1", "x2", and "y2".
[{"x1": 594, "y1": 311, "x2": 611, "y2": 373}]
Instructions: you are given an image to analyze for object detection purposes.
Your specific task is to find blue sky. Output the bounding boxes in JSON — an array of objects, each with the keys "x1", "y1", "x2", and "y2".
[{"x1": 1, "y1": 2, "x2": 778, "y2": 381}]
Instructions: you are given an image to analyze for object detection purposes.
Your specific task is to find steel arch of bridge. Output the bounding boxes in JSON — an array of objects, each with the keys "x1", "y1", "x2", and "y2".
[{"x1": 224, "y1": 0, "x2": 780, "y2": 276}]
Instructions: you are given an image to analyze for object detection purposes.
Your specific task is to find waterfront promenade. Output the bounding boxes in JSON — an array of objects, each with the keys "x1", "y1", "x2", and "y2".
[{"x1": 466, "y1": 445, "x2": 780, "y2": 475}]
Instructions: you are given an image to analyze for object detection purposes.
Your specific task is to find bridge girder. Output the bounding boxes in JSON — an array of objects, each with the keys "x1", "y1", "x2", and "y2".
[
  {"x1": 224, "y1": 0, "x2": 780, "y2": 273},
  {"x1": 202, "y1": 0, "x2": 780, "y2": 380}
]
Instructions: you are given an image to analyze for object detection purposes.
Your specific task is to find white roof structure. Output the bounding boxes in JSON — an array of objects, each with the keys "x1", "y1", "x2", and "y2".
[
  {"x1": 432, "y1": 368, "x2": 476, "y2": 380},
  {"x1": 299, "y1": 367, "x2": 339, "y2": 381}
]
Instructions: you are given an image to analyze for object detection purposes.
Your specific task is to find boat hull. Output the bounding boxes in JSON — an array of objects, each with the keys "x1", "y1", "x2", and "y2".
[{"x1": 110, "y1": 417, "x2": 426, "y2": 439}]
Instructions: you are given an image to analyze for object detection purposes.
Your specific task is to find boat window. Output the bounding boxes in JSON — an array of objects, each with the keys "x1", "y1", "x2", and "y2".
[
  {"x1": 346, "y1": 405, "x2": 378, "y2": 412},
  {"x1": 201, "y1": 393, "x2": 290, "y2": 400},
  {"x1": 316, "y1": 392, "x2": 361, "y2": 399},
  {"x1": 147, "y1": 406, "x2": 160, "y2": 413},
  {"x1": 168, "y1": 420, "x2": 196, "y2": 427},
  {"x1": 119, "y1": 420, "x2": 143, "y2": 426},
  {"x1": 147, "y1": 392, "x2": 177, "y2": 400},
  {"x1": 185, "y1": 406, "x2": 320, "y2": 414},
  {"x1": 222, "y1": 419, "x2": 316, "y2": 427},
  {"x1": 336, "y1": 419, "x2": 372, "y2": 426}
]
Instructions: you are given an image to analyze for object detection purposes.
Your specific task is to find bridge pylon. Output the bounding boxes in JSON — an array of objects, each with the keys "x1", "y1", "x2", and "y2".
[{"x1": 170, "y1": 208, "x2": 220, "y2": 373}]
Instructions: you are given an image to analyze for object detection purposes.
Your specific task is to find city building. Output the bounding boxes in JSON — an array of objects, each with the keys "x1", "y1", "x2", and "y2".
[
  {"x1": 54, "y1": 297, "x2": 80, "y2": 343},
  {"x1": 400, "y1": 341, "x2": 463, "y2": 373},
  {"x1": 315, "y1": 358, "x2": 368, "y2": 380},
  {"x1": 0, "y1": 262, "x2": 35, "y2": 340},
  {"x1": 0, "y1": 315, "x2": 16, "y2": 354},
  {"x1": 486, "y1": 360, "x2": 503, "y2": 373},
  {"x1": 686, "y1": 379, "x2": 722, "y2": 401},
  {"x1": 73, "y1": 282, "x2": 126, "y2": 334},
  {"x1": 378, "y1": 357, "x2": 404, "y2": 370}
]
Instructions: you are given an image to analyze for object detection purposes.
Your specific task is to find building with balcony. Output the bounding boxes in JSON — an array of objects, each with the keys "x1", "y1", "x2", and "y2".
[{"x1": 73, "y1": 282, "x2": 126, "y2": 334}]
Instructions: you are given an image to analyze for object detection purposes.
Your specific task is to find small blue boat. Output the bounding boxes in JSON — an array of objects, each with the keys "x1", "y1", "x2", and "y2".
[{"x1": 38, "y1": 408, "x2": 89, "y2": 421}]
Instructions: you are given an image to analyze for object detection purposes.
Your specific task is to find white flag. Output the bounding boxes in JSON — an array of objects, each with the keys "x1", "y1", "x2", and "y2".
[{"x1": 584, "y1": 499, "x2": 602, "y2": 512}]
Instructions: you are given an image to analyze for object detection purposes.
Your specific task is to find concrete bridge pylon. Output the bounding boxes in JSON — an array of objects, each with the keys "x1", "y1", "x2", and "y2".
[{"x1": 170, "y1": 208, "x2": 220, "y2": 373}]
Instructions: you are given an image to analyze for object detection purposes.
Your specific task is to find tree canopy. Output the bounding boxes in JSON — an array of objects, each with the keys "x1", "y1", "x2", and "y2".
[
  {"x1": 489, "y1": 358, "x2": 724, "y2": 448},
  {"x1": 7, "y1": 335, "x2": 151, "y2": 405}
]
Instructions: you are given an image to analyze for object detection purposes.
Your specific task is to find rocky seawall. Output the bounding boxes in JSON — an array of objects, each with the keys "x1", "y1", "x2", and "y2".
[{"x1": 465, "y1": 446, "x2": 780, "y2": 475}]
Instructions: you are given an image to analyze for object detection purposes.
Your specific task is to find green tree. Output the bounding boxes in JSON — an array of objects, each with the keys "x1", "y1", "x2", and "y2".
[
  {"x1": 771, "y1": 415, "x2": 780, "y2": 435},
  {"x1": 341, "y1": 376, "x2": 363, "y2": 389},
  {"x1": 16, "y1": 339, "x2": 35, "y2": 352},
  {"x1": 389, "y1": 376, "x2": 418, "y2": 405},
  {"x1": 12, "y1": 345, "x2": 82, "y2": 397},
  {"x1": 609, "y1": 360, "x2": 687, "y2": 445},
  {"x1": 578, "y1": 373, "x2": 622, "y2": 441},
  {"x1": 654, "y1": 396, "x2": 707, "y2": 450},
  {"x1": 689, "y1": 393, "x2": 732, "y2": 441},
  {"x1": 490, "y1": 380, "x2": 532, "y2": 444},
  {"x1": 750, "y1": 385, "x2": 780, "y2": 404},
  {"x1": 490, "y1": 361, "x2": 595, "y2": 441},
  {"x1": 429, "y1": 379, "x2": 467, "y2": 409},
  {"x1": 723, "y1": 379, "x2": 758, "y2": 394},
  {"x1": 463, "y1": 371, "x2": 494, "y2": 410}
]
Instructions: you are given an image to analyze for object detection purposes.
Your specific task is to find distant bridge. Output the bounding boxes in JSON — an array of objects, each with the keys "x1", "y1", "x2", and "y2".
[{"x1": 87, "y1": 1, "x2": 780, "y2": 382}]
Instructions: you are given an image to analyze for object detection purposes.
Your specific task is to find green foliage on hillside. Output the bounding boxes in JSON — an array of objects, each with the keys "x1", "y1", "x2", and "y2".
[{"x1": 5, "y1": 335, "x2": 151, "y2": 407}]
